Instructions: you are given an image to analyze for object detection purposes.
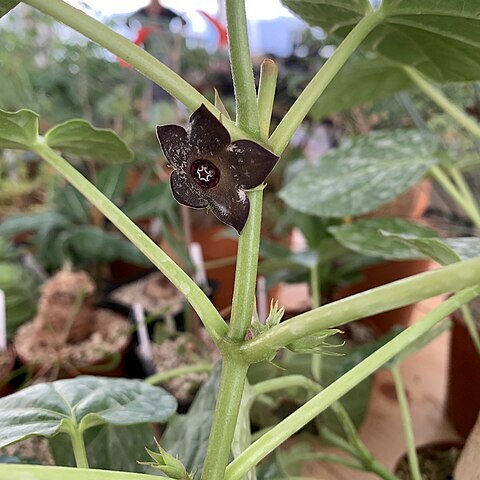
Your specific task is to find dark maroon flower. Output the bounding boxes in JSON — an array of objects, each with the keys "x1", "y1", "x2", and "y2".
[{"x1": 156, "y1": 105, "x2": 279, "y2": 234}]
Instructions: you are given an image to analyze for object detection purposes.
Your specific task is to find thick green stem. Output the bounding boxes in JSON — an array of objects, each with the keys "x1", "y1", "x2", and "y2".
[
  {"x1": 23, "y1": 0, "x2": 245, "y2": 141},
  {"x1": 391, "y1": 365, "x2": 421, "y2": 480},
  {"x1": 201, "y1": 358, "x2": 249, "y2": 480},
  {"x1": 241, "y1": 258, "x2": 480, "y2": 362},
  {"x1": 257, "y1": 59, "x2": 278, "y2": 141},
  {"x1": 269, "y1": 10, "x2": 384, "y2": 155},
  {"x1": 229, "y1": 189, "x2": 264, "y2": 340},
  {"x1": 404, "y1": 66, "x2": 480, "y2": 140},
  {"x1": 226, "y1": 287, "x2": 480, "y2": 479},
  {"x1": 225, "y1": 0, "x2": 259, "y2": 136},
  {"x1": 32, "y1": 141, "x2": 227, "y2": 344},
  {"x1": 0, "y1": 465, "x2": 153, "y2": 480},
  {"x1": 430, "y1": 166, "x2": 480, "y2": 229},
  {"x1": 68, "y1": 427, "x2": 89, "y2": 469},
  {"x1": 145, "y1": 363, "x2": 212, "y2": 385}
]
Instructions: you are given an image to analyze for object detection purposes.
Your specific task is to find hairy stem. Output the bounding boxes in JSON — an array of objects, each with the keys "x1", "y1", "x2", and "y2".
[
  {"x1": 226, "y1": 287, "x2": 480, "y2": 479},
  {"x1": 32, "y1": 141, "x2": 227, "y2": 344},
  {"x1": 269, "y1": 10, "x2": 384, "y2": 155},
  {"x1": 201, "y1": 358, "x2": 249, "y2": 480},
  {"x1": 391, "y1": 365, "x2": 421, "y2": 480},
  {"x1": 225, "y1": 0, "x2": 259, "y2": 136},
  {"x1": 241, "y1": 258, "x2": 480, "y2": 362}
]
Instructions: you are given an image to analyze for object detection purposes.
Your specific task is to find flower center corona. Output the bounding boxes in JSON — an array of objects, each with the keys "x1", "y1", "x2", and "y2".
[{"x1": 190, "y1": 159, "x2": 220, "y2": 189}]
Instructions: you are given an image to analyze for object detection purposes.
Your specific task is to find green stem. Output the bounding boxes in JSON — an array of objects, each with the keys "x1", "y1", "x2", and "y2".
[
  {"x1": 201, "y1": 358, "x2": 249, "y2": 480},
  {"x1": 69, "y1": 428, "x2": 89, "y2": 469},
  {"x1": 225, "y1": 0, "x2": 259, "y2": 136},
  {"x1": 430, "y1": 166, "x2": 480, "y2": 229},
  {"x1": 229, "y1": 189, "x2": 264, "y2": 340},
  {"x1": 241, "y1": 258, "x2": 480, "y2": 363},
  {"x1": 23, "y1": 0, "x2": 245, "y2": 141},
  {"x1": 0, "y1": 465, "x2": 153, "y2": 480},
  {"x1": 257, "y1": 59, "x2": 278, "y2": 141},
  {"x1": 391, "y1": 365, "x2": 421, "y2": 480},
  {"x1": 309, "y1": 263, "x2": 322, "y2": 382},
  {"x1": 32, "y1": 141, "x2": 227, "y2": 344},
  {"x1": 404, "y1": 66, "x2": 480, "y2": 140},
  {"x1": 269, "y1": 10, "x2": 384, "y2": 155},
  {"x1": 225, "y1": 287, "x2": 480, "y2": 479},
  {"x1": 145, "y1": 363, "x2": 212, "y2": 385},
  {"x1": 283, "y1": 452, "x2": 363, "y2": 472},
  {"x1": 460, "y1": 304, "x2": 480, "y2": 355}
]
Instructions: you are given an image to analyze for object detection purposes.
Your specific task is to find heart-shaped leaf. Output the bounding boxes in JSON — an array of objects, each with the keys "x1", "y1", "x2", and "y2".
[
  {"x1": 0, "y1": 1, "x2": 20, "y2": 19},
  {"x1": 309, "y1": 57, "x2": 414, "y2": 120},
  {"x1": 279, "y1": 130, "x2": 437, "y2": 217},
  {"x1": 45, "y1": 120, "x2": 133, "y2": 163},
  {"x1": 0, "y1": 109, "x2": 39, "y2": 150},
  {"x1": 329, "y1": 218, "x2": 438, "y2": 260},
  {"x1": 283, "y1": 1, "x2": 480, "y2": 82},
  {"x1": 0, "y1": 376, "x2": 177, "y2": 448}
]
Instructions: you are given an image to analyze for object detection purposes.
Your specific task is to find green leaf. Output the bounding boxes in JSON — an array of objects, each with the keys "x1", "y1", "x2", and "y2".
[
  {"x1": 0, "y1": 109, "x2": 39, "y2": 150},
  {"x1": 45, "y1": 120, "x2": 133, "y2": 163},
  {"x1": 162, "y1": 363, "x2": 222, "y2": 477},
  {"x1": 329, "y1": 218, "x2": 438, "y2": 260},
  {"x1": 0, "y1": 212, "x2": 70, "y2": 238},
  {"x1": 380, "y1": 233, "x2": 480, "y2": 266},
  {"x1": 279, "y1": 130, "x2": 437, "y2": 217},
  {"x1": 309, "y1": 57, "x2": 414, "y2": 120},
  {"x1": 0, "y1": 376, "x2": 177, "y2": 448},
  {"x1": 50, "y1": 424, "x2": 158, "y2": 474},
  {"x1": 0, "y1": 1, "x2": 20, "y2": 19},
  {"x1": 283, "y1": 0, "x2": 480, "y2": 82},
  {"x1": 282, "y1": 0, "x2": 372, "y2": 35},
  {"x1": 56, "y1": 185, "x2": 90, "y2": 224},
  {"x1": 95, "y1": 165, "x2": 128, "y2": 202},
  {"x1": 123, "y1": 182, "x2": 172, "y2": 220}
]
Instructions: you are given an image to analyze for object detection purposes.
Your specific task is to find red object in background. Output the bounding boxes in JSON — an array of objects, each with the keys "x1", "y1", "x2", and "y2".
[
  {"x1": 117, "y1": 26, "x2": 155, "y2": 68},
  {"x1": 198, "y1": 10, "x2": 228, "y2": 49}
]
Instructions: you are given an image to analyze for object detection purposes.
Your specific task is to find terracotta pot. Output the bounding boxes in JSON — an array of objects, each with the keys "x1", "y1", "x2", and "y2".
[
  {"x1": 394, "y1": 440, "x2": 464, "y2": 479},
  {"x1": 366, "y1": 179, "x2": 432, "y2": 221},
  {"x1": 447, "y1": 309, "x2": 480, "y2": 437},
  {"x1": 333, "y1": 259, "x2": 432, "y2": 336}
]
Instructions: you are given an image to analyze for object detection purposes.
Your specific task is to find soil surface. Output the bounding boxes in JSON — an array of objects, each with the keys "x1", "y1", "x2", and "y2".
[
  {"x1": 395, "y1": 444, "x2": 462, "y2": 480},
  {"x1": 152, "y1": 329, "x2": 220, "y2": 403},
  {"x1": 15, "y1": 309, "x2": 130, "y2": 378},
  {"x1": 110, "y1": 271, "x2": 184, "y2": 315}
]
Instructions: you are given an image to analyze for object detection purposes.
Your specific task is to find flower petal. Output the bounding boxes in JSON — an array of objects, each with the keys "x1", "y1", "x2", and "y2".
[
  {"x1": 207, "y1": 188, "x2": 250, "y2": 234},
  {"x1": 227, "y1": 140, "x2": 279, "y2": 190},
  {"x1": 170, "y1": 170, "x2": 208, "y2": 209},
  {"x1": 156, "y1": 124, "x2": 189, "y2": 169},
  {"x1": 188, "y1": 105, "x2": 230, "y2": 156}
]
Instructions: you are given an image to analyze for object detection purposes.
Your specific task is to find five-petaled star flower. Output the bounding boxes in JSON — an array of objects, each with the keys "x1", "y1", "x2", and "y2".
[{"x1": 156, "y1": 104, "x2": 279, "y2": 233}]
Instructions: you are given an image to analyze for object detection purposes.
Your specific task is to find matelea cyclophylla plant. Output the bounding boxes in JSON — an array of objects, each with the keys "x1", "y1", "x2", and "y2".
[{"x1": 1, "y1": 1, "x2": 480, "y2": 480}]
